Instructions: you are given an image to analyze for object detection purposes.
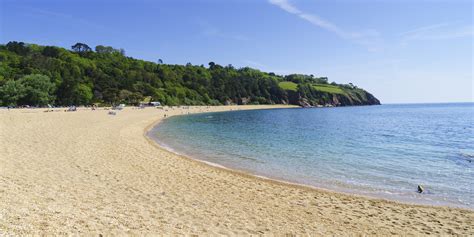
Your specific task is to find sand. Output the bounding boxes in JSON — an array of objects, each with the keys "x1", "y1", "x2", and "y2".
[{"x1": 0, "y1": 105, "x2": 472, "y2": 235}]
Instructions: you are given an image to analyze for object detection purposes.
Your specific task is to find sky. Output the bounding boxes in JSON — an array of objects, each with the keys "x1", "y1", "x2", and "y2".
[{"x1": 1, "y1": 0, "x2": 473, "y2": 103}]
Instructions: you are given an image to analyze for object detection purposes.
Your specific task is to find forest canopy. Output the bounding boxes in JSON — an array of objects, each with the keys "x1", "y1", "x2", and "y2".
[{"x1": 0, "y1": 41, "x2": 380, "y2": 107}]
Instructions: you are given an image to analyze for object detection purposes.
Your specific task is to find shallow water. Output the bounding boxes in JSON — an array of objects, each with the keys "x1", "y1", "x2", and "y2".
[{"x1": 150, "y1": 103, "x2": 474, "y2": 208}]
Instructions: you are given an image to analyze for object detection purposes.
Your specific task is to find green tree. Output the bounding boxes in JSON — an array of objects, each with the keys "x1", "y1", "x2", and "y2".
[
  {"x1": 6, "y1": 41, "x2": 30, "y2": 55},
  {"x1": 102, "y1": 88, "x2": 119, "y2": 105},
  {"x1": 18, "y1": 74, "x2": 55, "y2": 106},
  {"x1": 42, "y1": 46, "x2": 61, "y2": 58},
  {"x1": 118, "y1": 89, "x2": 143, "y2": 105},
  {"x1": 0, "y1": 79, "x2": 26, "y2": 106},
  {"x1": 95, "y1": 45, "x2": 120, "y2": 54},
  {"x1": 71, "y1": 43, "x2": 92, "y2": 53},
  {"x1": 0, "y1": 42, "x2": 380, "y2": 107},
  {"x1": 71, "y1": 84, "x2": 93, "y2": 105}
]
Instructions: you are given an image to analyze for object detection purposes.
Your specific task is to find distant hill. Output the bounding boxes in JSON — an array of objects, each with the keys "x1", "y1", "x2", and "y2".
[{"x1": 0, "y1": 41, "x2": 380, "y2": 107}]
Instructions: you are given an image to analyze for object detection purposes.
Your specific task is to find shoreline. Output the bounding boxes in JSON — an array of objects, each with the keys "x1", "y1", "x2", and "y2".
[
  {"x1": 1, "y1": 105, "x2": 473, "y2": 235},
  {"x1": 146, "y1": 112, "x2": 472, "y2": 211}
]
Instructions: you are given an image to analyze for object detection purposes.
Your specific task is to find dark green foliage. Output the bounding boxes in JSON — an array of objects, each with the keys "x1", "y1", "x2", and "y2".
[
  {"x1": 285, "y1": 74, "x2": 328, "y2": 84},
  {"x1": 42, "y1": 46, "x2": 61, "y2": 58},
  {"x1": 0, "y1": 74, "x2": 55, "y2": 106},
  {"x1": 71, "y1": 43, "x2": 92, "y2": 53},
  {"x1": 5, "y1": 41, "x2": 30, "y2": 55},
  {"x1": 0, "y1": 42, "x2": 380, "y2": 107},
  {"x1": 70, "y1": 83, "x2": 93, "y2": 105},
  {"x1": 19, "y1": 74, "x2": 55, "y2": 106},
  {"x1": 0, "y1": 79, "x2": 25, "y2": 106}
]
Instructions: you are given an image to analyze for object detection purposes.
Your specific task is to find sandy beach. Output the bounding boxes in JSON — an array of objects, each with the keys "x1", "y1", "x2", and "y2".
[{"x1": 0, "y1": 105, "x2": 472, "y2": 235}]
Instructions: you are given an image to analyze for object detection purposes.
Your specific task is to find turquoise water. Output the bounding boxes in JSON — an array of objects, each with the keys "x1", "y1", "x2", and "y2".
[{"x1": 149, "y1": 103, "x2": 474, "y2": 208}]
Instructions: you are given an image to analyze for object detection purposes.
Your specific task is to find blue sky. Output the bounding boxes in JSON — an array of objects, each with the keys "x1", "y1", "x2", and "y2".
[{"x1": 1, "y1": 0, "x2": 472, "y2": 103}]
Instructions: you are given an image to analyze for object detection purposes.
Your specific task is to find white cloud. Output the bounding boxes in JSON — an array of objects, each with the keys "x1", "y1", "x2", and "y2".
[
  {"x1": 298, "y1": 13, "x2": 348, "y2": 38},
  {"x1": 269, "y1": 0, "x2": 301, "y2": 14},
  {"x1": 400, "y1": 23, "x2": 450, "y2": 36},
  {"x1": 268, "y1": 0, "x2": 382, "y2": 51},
  {"x1": 400, "y1": 23, "x2": 473, "y2": 43}
]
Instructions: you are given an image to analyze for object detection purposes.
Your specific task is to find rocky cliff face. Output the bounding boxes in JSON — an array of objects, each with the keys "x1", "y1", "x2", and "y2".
[
  {"x1": 331, "y1": 91, "x2": 381, "y2": 106},
  {"x1": 286, "y1": 90, "x2": 380, "y2": 107},
  {"x1": 221, "y1": 88, "x2": 380, "y2": 107}
]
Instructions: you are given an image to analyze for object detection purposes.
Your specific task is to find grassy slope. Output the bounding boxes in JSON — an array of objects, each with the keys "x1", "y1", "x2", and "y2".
[
  {"x1": 278, "y1": 81, "x2": 345, "y2": 95},
  {"x1": 312, "y1": 84, "x2": 345, "y2": 94},
  {"x1": 277, "y1": 80, "x2": 378, "y2": 106},
  {"x1": 278, "y1": 81, "x2": 298, "y2": 91}
]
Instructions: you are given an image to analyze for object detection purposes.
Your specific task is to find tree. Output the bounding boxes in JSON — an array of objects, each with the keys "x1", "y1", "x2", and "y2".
[
  {"x1": 0, "y1": 74, "x2": 55, "y2": 106},
  {"x1": 0, "y1": 42, "x2": 379, "y2": 107},
  {"x1": 95, "y1": 45, "x2": 116, "y2": 54},
  {"x1": 71, "y1": 84, "x2": 93, "y2": 105},
  {"x1": 6, "y1": 41, "x2": 30, "y2": 55},
  {"x1": 0, "y1": 80, "x2": 26, "y2": 106},
  {"x1": 18, "y1": 74, "x2": 55, "y2": 106},
  {"x1": 42, "y1": 46, "x2": 61, "y2": 58},
  {"x1": 208, "y1": 61, "x2": 216, "y2": 69},
  {"x1": 102, "y1": 88, "x2": 119, "y2": 105},
  {"x1": 119, "y1": 89, "x2": 142, "y2": 105},
  {"x1": 71, "y1": 43, "x2": 92, "y2": 53},
  {"x1": 119, "y1": 89, "x2": 133, "y2": 103},
  {"x1": 95, "y1": 45, "x2": 123, "y2": 55}
]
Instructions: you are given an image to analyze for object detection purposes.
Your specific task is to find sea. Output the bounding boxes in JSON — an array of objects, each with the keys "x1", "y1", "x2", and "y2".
[{"x1": 148, "y1": 103, "x2": 474, "y2": 209}]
